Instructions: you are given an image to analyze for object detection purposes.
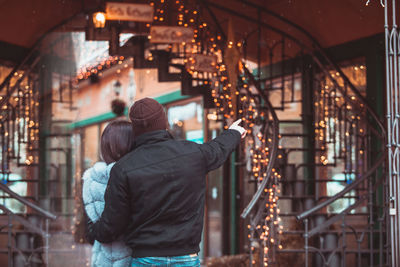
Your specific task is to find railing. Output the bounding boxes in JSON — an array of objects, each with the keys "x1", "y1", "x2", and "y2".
[
  {"x1": 239, "y1": 66, "x2": 281, "y2": 265},
  {"x1": 0, "y1": 183, "x2": 56, "y2": 266},
  {"x1": 0, "y1": 9, "x2": 84, "y2": 175},
  {"x1": 0, "y1": 52, "x2": 41, "y2": 175},
  {"x1": 297, "y1": 154, "x2": 386, "y2": 266},
  {"x1": 0, "y1": 183, "x2": 56, "y2": 220},
  {"x1": 240, "y1": 66, "x2": 280, "y2": 219}
]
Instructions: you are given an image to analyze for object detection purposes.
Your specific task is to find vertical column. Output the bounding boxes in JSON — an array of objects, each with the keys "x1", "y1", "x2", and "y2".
[
  {"x1": 222, "y1": 158, "x2": 231, "y2": 255},
  {"x1": 366, "y1": 32, "x2": 385, "y2": 265},
  {"x1": 385, "y1": 0, "x2": 400, "y2": 265},
  {"x1": 230, "y1": 151, "x2": 237, "y2": 255},
  {"x1": 301, "y1": 56, "x2": 315, "y2": 198},
  {"x1": 38, "y1": 61, "x2": 52, "y2": 210}
]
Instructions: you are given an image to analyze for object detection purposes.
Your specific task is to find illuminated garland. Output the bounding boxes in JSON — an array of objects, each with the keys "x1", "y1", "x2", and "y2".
[
  {"x1": 0, "y1": 72, "x2": 40, "y2": 174},
  {"x1": 76, "y1": 55, "x2": 125, "y2": 82},
  {"x1": 315, "y1": 66, "x2": 367, "y2": 175},
  {"x1": 174, "y1": 1, "x2": 285, "y2": 264},
  {"x1": 210, "y1": 52, "x2": 284, "y2": 265},
  {"x1": 239, "y1": 73, "x2": 283, "y2": 266}
]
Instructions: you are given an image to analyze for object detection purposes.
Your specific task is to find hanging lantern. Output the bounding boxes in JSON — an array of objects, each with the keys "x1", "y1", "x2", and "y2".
[
  {"x1": 113, "y1": 80, "x2": 122, "y2": 96},
  {"x1": 92, "y1": 11, "x2": 106, "y2": 28},
  {"x1": 111, "y1": 80, "x2": 125, "y2": 116},
  {"x1": 111, "y1": 99, "x2": 126, "y2": 117}
]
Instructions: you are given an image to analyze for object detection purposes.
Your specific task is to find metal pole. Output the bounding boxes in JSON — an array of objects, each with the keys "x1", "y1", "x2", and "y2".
[
  {"x1": 45, "y1": 218, "x2": 49, "y2": 266},
  {"x1": 249, "y1": 214, "x2": 253, "y2": 267},
  {"x1": 391, "y1": 1, "x2": 400, "y2": 264},
  {"x1": 8, "y1": 214, "x2": 12, "y2": 267},
  {"x1": 341, "y1": 215, "x2": 346, "y2": 267},
  {"x1": 357, "y1": 237, "x2": 361, "y2": 267},
  {"x1": 369, "y1": 174, "x2": 374, "y2": 266},
  {"x1": 385, "y1": 0, "x2": 398, "y2": 265},
  {"x1": 304, "y1": 218, "x2": 309, "y2": 267}
]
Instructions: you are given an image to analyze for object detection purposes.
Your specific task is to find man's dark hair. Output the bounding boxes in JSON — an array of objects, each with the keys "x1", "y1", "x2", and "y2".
[{"x1": 101, "y1": 120, "x2": 134, "y2": 164}]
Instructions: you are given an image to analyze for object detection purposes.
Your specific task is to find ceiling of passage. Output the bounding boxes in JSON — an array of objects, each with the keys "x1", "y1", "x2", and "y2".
[{"x1": 0, "y1": 0, "x2": 384, "y2": 63}]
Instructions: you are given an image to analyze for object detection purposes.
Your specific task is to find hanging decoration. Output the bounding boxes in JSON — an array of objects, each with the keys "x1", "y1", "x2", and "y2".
[
  {"x1": 111, "y1": 79, "x2": 126, "y2": 116},
  {"x1": 187, "y1": 54, "x2": 217, "y2": 73},
  {"x1": 105, "y1": 2, "x2": 154, "y2": 22},
  {"x1": 76, "y1": 55, "x2": 125, "y2": 82},
  {"x1": 150, "y1": 26, "x2": 194, "y2": 43},
  {"x1": 223, "y1": 19, "x2": 241, "y2": 120},
  {"x1": 111, "y1": 99, "x2": 126, "y2": 116}
]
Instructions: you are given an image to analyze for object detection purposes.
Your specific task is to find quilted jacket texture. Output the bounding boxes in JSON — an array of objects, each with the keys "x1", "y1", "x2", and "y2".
[{"x1": 82, "y1": 162, "x2": 132, "y2": 267}]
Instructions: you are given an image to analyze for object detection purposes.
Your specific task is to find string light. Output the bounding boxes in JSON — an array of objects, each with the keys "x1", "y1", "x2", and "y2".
[{"x1": 77, "y1": 56, "x2": 125, "y2": 82}]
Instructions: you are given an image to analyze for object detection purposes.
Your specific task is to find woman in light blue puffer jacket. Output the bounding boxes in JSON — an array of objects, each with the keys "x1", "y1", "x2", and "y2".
[{"x1": 82, "y1": 120, "x2": 134, "y2": 267}]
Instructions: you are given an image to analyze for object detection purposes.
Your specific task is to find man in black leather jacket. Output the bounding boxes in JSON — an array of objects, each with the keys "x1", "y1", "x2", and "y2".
[{"x1": 87, "y1": 98, "x2": 245, "y2": 266}]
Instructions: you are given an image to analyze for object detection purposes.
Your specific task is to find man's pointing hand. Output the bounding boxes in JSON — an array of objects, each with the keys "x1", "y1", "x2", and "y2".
[{"x1": 229, "y1": 119, "x2": 246, "y2": 139}]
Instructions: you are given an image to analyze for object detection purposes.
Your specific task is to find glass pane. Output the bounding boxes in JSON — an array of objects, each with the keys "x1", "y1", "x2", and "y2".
[
  {"x1": 206, "y1": 112, "x2": 224, "y2": 257},
  {"x1": 319, "y1": 61, "x2": 366, "y2": 213},
  {"x1": 83, "y1": 125, "x2": 100, "y2": 170},
  {"x1": 166, "y1": 98, "x2": 203, "y2": 142}
]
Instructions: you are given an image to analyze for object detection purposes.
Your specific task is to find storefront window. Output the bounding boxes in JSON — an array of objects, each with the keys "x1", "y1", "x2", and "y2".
[
  {"x1": 0, "y1": 172, "x2": 26, "y2": 213},
  {"x1": 82, "y1": 124, "x2": 100, "y2": 170},
  {"x1": 206, "y1": 119, "x2": 224, "y2": 257},
  {"x1": 166, "y1": 97, "x2": 203, "y2": 143}
]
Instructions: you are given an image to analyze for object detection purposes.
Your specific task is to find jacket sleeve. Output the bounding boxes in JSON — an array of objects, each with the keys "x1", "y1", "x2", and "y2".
[
  {"x1": 84, "y1": 211, "x2": 95, "y2": 245},
  {"x1": 88, "y1": 165, "x2": 131, "y2": 243},
  {"x1": 199, "y1": 129, "x2": 241, "y2": 172}
]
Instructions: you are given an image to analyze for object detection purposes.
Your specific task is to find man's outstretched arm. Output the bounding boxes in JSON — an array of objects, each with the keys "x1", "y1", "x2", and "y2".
[
  {"x1": 86, "y1": 166, "x2": 131, "y2": 243},
  {"x1": 199, "y1": 119, "x2": 245, "y2": 171}
]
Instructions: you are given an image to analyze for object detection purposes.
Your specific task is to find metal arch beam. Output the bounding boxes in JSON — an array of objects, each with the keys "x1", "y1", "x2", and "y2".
[
  {"x1": 199, "y1": 0, "x2": 382, "y2": 219},
  {"x1": 231, "y1": 0, "x2": 322, "y2": 49},
  {"x1": 203, "y1": 0, "x2": 386, "y2": 139},
  {"x1": 201, "y1": 0, "x2": 387, "y2": 223},
  {"x1": 202, "y1": 0, "x2": 309, "y2": 51}
]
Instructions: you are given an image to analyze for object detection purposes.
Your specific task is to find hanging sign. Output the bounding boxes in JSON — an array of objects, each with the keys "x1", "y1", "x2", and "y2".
[
  {"x1": 150, "y1": 26, "x2": 194, "y2": 43},
  {"x1": 188, "y1": 54, "x2": 217, "y2": 73},
  {"x1": 106, "y1": 2, "x2": 154, "y2": 22}
]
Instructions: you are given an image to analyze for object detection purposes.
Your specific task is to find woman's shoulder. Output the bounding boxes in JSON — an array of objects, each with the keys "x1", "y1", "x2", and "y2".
[{"x1": 82, "y1": 162, "x2": 114, "y2": 185}]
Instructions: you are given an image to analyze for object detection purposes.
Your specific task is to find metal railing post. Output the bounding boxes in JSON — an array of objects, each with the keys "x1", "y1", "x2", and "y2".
[
  {"x1": 368, "y1": 172, "x2": 374, "y2": 266},
  {"x1": 357, "y1": 236, "x2": 362, "y2": 267},
  {"x1": 304, "y1": 218, "x2": 309, "y2": 267},
  {"x1": 8, "y1": 214, "x2": 13, "y2": 267},
  {"x1": 45, "y1": 218, "x2": 49, "y2": 266},
  {"x1": 341, "y1": 215, "x2": 346, "y2": 267}
]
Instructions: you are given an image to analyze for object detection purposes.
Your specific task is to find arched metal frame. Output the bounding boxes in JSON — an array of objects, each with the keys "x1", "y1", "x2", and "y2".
[
  {"x1": 204, "y1": 0, "x2": 388, "y2": 266},
  {"x1": 385, "y1": 0, "x2": 400, "y2": 265},
  {"x1": 0, "y1": 1, "x2": 393, "y2": 266}
]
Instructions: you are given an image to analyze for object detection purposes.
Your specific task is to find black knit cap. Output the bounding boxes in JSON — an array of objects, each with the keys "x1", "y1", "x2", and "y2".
[{"x1": 129, "y1": 97, "x2": 168, "y2": 137}]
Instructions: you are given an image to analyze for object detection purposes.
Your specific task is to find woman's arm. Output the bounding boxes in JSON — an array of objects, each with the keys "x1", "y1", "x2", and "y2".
[{"x1": 86, "y1": 165, "x2": 131, "y2": 243}]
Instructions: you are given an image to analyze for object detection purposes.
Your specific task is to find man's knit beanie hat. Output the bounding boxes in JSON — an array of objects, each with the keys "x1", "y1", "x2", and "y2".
[{"x1": 129, "y1": 98, "x2": 168, "y2": 137}]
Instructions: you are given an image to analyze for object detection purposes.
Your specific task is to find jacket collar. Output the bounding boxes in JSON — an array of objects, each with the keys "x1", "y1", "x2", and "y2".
[{"x1": 134, "y1": 130, "x2": 173, "y2": 147}]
